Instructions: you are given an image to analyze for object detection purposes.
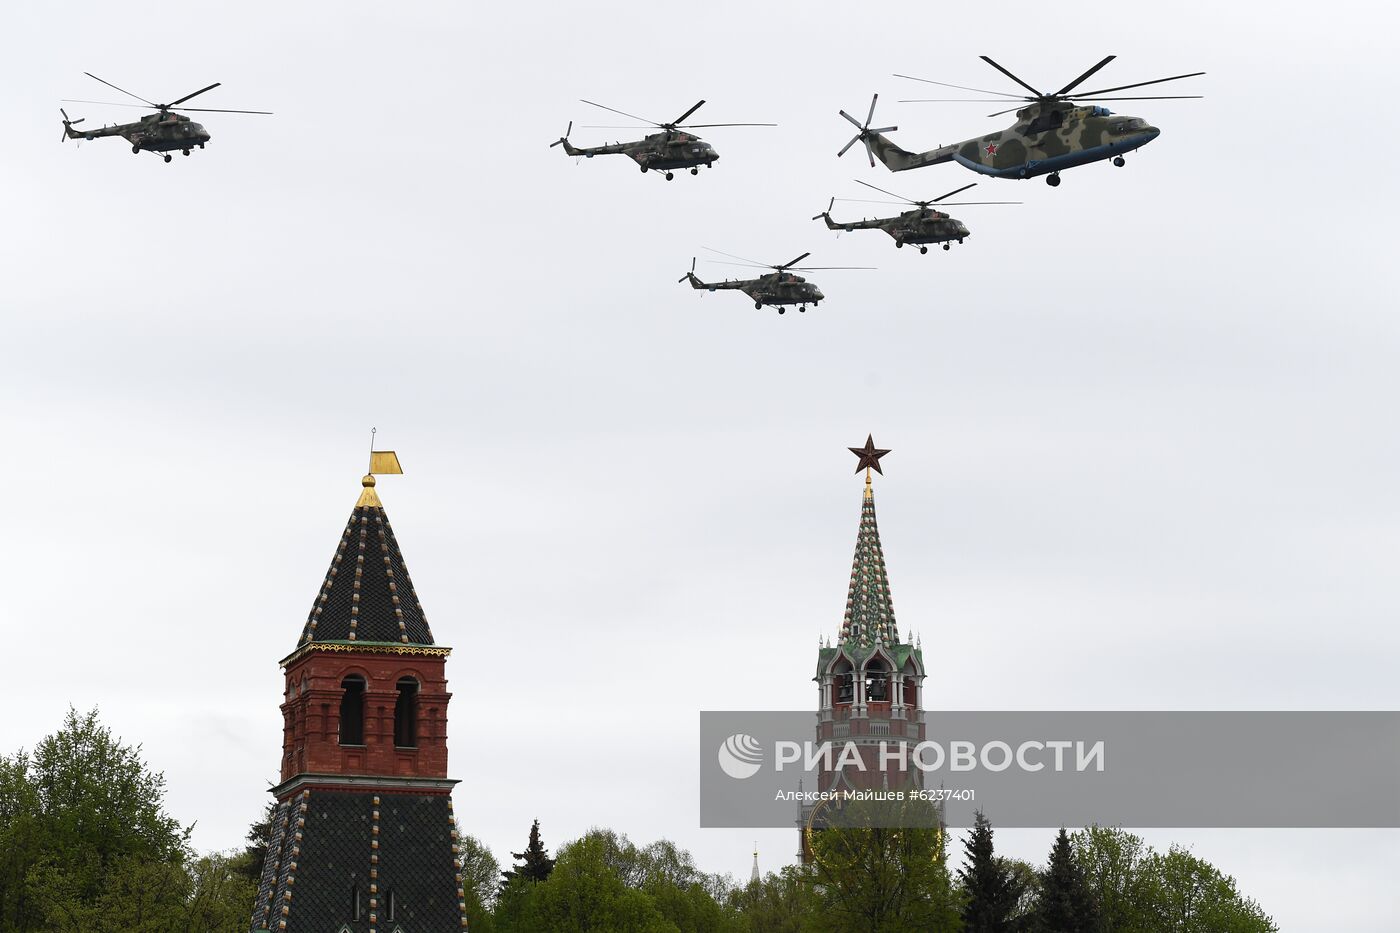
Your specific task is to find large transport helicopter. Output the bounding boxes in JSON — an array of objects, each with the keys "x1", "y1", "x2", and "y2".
[
  {"x1": 838, "y1": 56, "x2": 1203, "y2": 186},
  {"x1": 679, "y1": 250, "x2": 871, "y2": 314},
  {"x1": 551, "y1": 100, "x2": 774, "y2": 180},
  {"x1": 814, "y1": 180, "x2": 1019, "y2": 253},
  {"x1": 60, "y1": 73, "x2": 270, "y2": 162}
]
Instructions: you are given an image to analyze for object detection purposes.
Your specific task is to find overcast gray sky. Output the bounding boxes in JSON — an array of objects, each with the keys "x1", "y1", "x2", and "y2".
[{"x1": 4, "y1": 1, "x2": 1398, "y2": 929}]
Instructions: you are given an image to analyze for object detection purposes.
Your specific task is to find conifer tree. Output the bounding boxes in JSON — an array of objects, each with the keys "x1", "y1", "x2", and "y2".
[
  {"x1": 500, "y1": 818, "x2": 556, "y2": 888},
  {"x1": 959, "y1": 810, "x2": 1015, "y2": 932},
  {"x1": 1035, "y1": 828, "x2": 1097, "y2": 933}
]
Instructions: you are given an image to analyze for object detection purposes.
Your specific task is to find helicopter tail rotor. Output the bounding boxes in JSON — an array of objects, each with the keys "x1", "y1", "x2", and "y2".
[
  {"x1": 60, "y1": 108, "x2": 85, "y2": 142},
  {"x1": 838, "y1": 94, "x2": 898, "y2": 167},
  {"x1": 549, "y1": 120, "x2": 573, "y2": 147},
  {"x1": 679, "y1": 257, "x2": 704, "y2": 287}
]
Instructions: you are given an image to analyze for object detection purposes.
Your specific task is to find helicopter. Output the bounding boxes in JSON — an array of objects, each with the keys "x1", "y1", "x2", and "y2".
[
  {"x1": 838, "y1": 56, "x2": 1203, "y2": 186},
  {"x1": 60, "y1": 73, "x2": 270, "y2": 162},
  {"x1": 551, "y1": 100, "x2": 774, "y2": 180},
  {"x1": 679, "y1": 250, "x2": 871, "y2": 314},
  {"x1": 814, "y1": 180, "x2": 1020, "y2": 253}
]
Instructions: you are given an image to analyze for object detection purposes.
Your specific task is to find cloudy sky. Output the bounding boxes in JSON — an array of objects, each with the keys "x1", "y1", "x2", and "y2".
[{"x1": 4, "y1": 1, "x2": 1398, "y2": 928}]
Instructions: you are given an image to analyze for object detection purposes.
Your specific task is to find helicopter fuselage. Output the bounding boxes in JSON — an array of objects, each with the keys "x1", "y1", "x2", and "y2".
[
  {"x1": 684, "y1": 270, "x2": 824, "y2": 312},
  {"x1": 820, "y1": 208, "x2": 970, "y2": 248},
  {"x1": 67, "y1": 111, "x2": 211, "y2": 153},
  {"x1": 868, "y1": 103, "x2": 1160, "y2": 179},
  {"x1": 561, "y1": 131, "x2": 718, "y2": 172}
]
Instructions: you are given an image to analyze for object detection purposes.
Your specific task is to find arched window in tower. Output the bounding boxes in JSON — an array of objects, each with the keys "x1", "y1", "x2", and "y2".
[
  {"x1": 833, "y1": 659, "x2": 855, "y2": 705},
  {"x1": 339, "y1": 676, "x2": 366, "y2": 746},
  {"x1": 394, "y1": 677, "x2": 419, "y2": 748},
  {"x1": 865, "y1": 658, "x2": 890, "y2": 702}
]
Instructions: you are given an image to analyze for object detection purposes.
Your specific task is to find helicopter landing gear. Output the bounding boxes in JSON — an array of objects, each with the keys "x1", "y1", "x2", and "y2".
[
  {"x1": 777, "y1": 307, "x2": 786, "y2": 314},
  {"x1": 665, "y1": 172, "x2": 674, "y2": 180},
  {"x1": 182, "y1": 149, "x2": 191, "y2": 156},
  {"x1": 799, "y1": 306, "x2": 806, "y2": 313},
  {"x1": 1113, "y1": 156, "x2": 1126, "y2": 167},
  {"x1": 690, "y1": 167, "x2": 698, "y2": 175},
  {"x1": 755, "y1": 301, "x2": 763, "y2": 310},
  {"x1": 640, "y1": 166, "x2": 647, "y2": 173},
  {"x1": 132, "y1": 145, "x2": 141, "y2": 154},
  {"x1": 895, "y1": 241, "x2": 904, "y2": 248},
  {"x1": 1046, "y1": 172, "x2": 1061, "y2": 187},
  {"x1": 198, "y1": 143, "x2": 205, "y2": 149},
  {"x1": 943, "y1": 243, "x2": 951, "y2": 251},
  {"x1": 163, "y1": 154, "x2": 172, "y2": 163},
  {"x1": 920, "y1": 246, "x2": 929, "y2": 255}
]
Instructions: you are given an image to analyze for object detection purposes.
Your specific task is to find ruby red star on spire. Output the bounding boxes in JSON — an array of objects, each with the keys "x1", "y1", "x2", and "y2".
[{"x1": 849, "y1": 435, "x2": 891, "y2": 475}]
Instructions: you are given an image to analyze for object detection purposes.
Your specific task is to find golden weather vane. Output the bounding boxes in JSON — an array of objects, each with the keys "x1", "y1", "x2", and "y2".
[{"x1": 357, "y1": 427, "x2": 403, "y2": 508}]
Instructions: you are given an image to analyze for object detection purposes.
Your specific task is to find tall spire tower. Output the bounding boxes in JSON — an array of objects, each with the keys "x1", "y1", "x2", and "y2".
[
  {"x1": 250, "y1": 451, "x2": 470, "y2": 932},
  {"x1": 801, "y1": 437, "x2": 927, "y2": 863}
]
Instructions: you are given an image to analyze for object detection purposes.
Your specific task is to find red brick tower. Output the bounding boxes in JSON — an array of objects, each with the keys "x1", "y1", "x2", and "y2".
[
  {"x1": 800, "y1": 437, "x2": 927, "y2": 861},
  {"x1": 250, "y1": 456, "x2": 468, "y2": 932}
]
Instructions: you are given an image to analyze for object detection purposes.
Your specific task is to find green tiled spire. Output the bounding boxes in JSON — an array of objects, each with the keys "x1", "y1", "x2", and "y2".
[{"x1": 838, "y1": 478, "x2": 898, "y2": 649}]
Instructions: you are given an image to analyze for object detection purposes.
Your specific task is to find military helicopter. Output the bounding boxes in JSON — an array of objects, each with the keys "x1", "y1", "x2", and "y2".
[
  {"x1": 838, "y1": 56, "x2": 1203, "y2": 186},
  {"x1": 679, "y1": 249, "x2": 871, "y2": 314},
  {"x1": 60, "y1": 73, "x2": 270, "y2": 162},
  {"x1": 814, "y1": 180, "x2": 1020, "y2": 253},
  {"x1": 551, "y1": 100, "x2": 774, "y2": 180}
]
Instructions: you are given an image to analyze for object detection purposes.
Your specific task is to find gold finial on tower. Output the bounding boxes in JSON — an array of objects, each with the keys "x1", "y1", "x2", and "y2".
[{"x1": 357, "y1": 427, "x2": 403, "y2": 508}]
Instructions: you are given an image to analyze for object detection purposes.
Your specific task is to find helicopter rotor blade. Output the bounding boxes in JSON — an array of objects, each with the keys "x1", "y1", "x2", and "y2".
[
  {"x1": 789, "y1": 266, "x2": 877, "y2": 271},
  {"x1": 837, "y1": 134, "x2": 861, "y2": 158},
  {"x1": 61, "y1": 98, "x2": 150, "y2": 109},
  {"x1": 549, "y1": 120, "x2": 573, "y2": 147},
  {"x1": 702, "y1": 246, "x2": 768, "y2": 267},
  {"x1": 84, "y1": 72, "x2": 156, "y2": 107},
  {"x1": 170, "y1": 106, "x2": 274, "y2": 114},
  {"x1": 1071, "y1": 71, "x2": 1206, "y2": 97},
  {"x1": 778, "y1": 252, "x2": 812, "y2": 270},
  {"x1": 164, "y1": 82, "x2": 221, "y2": 109},
  {"x1": 854, "y1": 178, "x2": 918, "y2": 204},
  {"x1": 1064, "y1": 95, "x2": 1203, "y2": 102},
  {"x1": 863, "y1": 137, "x2": 876, "y2": 168},
  {"x1": 986, "y1": 105, "x2": 1025, "y2": 118},
  {"x1": 893, "y1": 74, "x2": 1027, "y2": 98},
  {"x1": 676, "y1": 122, "x2": 778, "y2": 128},
  {"x1": 670, "y1": 100, "x2": 705, "y2": 126},
  {"x1": 834, "y1": 198, "x2": 908, "y2": 206},
  {"x1": 1054, "y1": 55, "x2": 1117, "y2": 96},
  {"x1": 936, "y1": 200, "x2": 1023, "y2": 206},
  {"x1": 978, "y1": 56, "x2": 1045, "y2": 98},
  {"x1": 931, "y1": 182, "x2": 978, "y2": 203},
  {"x1": 898, "y1": 98, "x2": 1029, "y2": 103},
  {"x1": 580, "y1": 99, "x2": 660, "y2": 127}
]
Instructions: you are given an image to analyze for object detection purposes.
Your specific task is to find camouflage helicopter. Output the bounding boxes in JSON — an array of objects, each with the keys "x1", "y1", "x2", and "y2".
[
  {"x1": 679, "y1": 249, "x2": 871, "y2": 314},
  {"x1": 61, "y1": 73, "x2": 270, "y2": 162},
  {"x1": 838, "y1": 56, "x2": 1203, "y2": 186},
  {"x1": 551, "y1": 99, "x2": 774, "y2": 180},
  {"x1": 814, "y1": 179, "x2": 1020, "y2": 253}
]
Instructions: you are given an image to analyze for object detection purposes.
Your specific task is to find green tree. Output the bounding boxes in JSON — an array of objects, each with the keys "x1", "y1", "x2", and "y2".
[
  {"x1": 499, "y1": 832, "x2": 677, "y2": 933},
  {"x1": 1071, "y1": 826, "x2": 1151, "y2": 932},
  {"x1": 958, "y1": 810, "x2": 1015, "y2": 932},
  {"x1": 807, "y1": 799, "x2": 963, "y2": 932},
  {"x1": 1033, "y1": 829, "x2": 1096, "y2": 933},
  {"x1": 0, "y1": 708, "x2": 190, "y2": 932},
  {"x1": 1139, "y1": 846, "x2": 1277, "y2": 932},
  {"x1": 454, "y1": 826, "x2": 501, "y2": 932},
  {"x1": 500, "y1": 818, "x2": 556, "y2": 889},
  {"x1": 727, "y1": 865, "x2": 820, "y2": 933}
]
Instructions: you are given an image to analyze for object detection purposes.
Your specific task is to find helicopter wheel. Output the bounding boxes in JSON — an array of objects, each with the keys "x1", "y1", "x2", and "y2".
[
  {"x1": 640, "y1": 166, "x2": 647, "y2": 173},
  {"x1": 920, "y1": 246, "x2": 928, "y2": 255},
  {"x1": 690, "y1": 167, "x2": 698, "y2": 175},
  {"x1": 755, "y1": 301, "x2": 763, "y2": 310},
  {"x1": 163, "y1": 154, "x2": 172, "y2": 163},
  {"x1": 183, "y1": 149, "x2": 191, "y2": 156},
  {"x1": 1113, "y1": 156, "x2": 1126, "y2": 167},
  {"x1": 895, "y1": 241, "x2": 904, "y2": 249},
  {"x1": 1046, "y1": 172, "x2": 1061, "y2": 187},
  {"x1": 799, "y1": 306, "x2": 806, "y2": 313},
  {"x1": 132, "y1": 145, "x2": 141, "y2": 154},
  {"x1": 665, "y1": 172, "x2": 674, "y2": 180},
  {"x1": 942, "y1": 243, "x2": 950, "y2": 251},
  {"x1": 198, "y1": 143, "x2": 205, "y2": 149},
  {"x1": 778, "y1": 308, "x2": 785, "y2": 314}
]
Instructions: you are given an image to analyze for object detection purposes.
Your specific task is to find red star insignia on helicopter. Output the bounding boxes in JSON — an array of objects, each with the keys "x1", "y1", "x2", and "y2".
[{"x1": 984, "y1": 142, "x2": 998, "y2": 156}]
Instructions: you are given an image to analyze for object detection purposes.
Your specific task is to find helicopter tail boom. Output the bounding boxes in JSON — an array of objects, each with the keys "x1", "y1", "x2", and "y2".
[{"x1": 866, "y1": 131, "x2": 958, "y2": 172}]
